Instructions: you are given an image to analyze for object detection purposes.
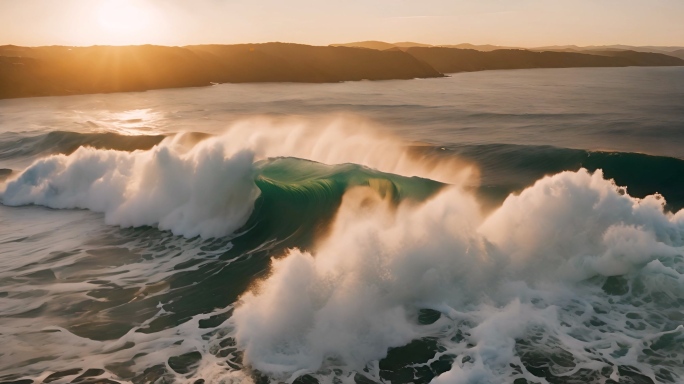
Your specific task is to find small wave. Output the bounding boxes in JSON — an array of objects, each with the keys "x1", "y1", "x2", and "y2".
[
  {"x1": 0, "y1": 168, "x2": 12, "y2": 181},
  {"x1": 429, "y1": 143, "x2": 684, "y2": 212},
  {"x1": 0, "y1": 130, "x2": 166, "y2": 160}
]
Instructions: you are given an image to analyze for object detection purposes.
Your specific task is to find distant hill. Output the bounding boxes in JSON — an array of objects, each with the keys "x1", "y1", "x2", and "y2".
[
  {"x1": 332, "y1": 41, "x2": 517, "y2": 52},
  {"x1": 331, "y1": 41, "x2": 399, "y2": 50},
  {"x1": 333, "y1": 41, "x2": 684, "y2": 60},
  {"x1": 0, "y1": 43, "x2": 442, "y2": 99},
  {"x1": 330, "y1": 41, "x2": 431, "y2": 50},
  {"x1": 533, "y1": 44, "x2": 684, "y2": 59},
  {"x1": 0, "y1": 45, "x2": 215, "y2": 99},
  {"x1": 185, "y1": 44, "x2": 440, "y2": 82},
  {"x1": 393, "y1": 42, "x2": 433, "y2": 48},
  {"x1": 438, "y1": 43, "x2": 521, "y2": 51},
  {"x1": 581, "y1": 45, "x2": 684, "y2": 53},
  {"x1": 1, "y1": 43, "x2": 682, "y2": 100},
  {"x1": 402, "y1": 47, "x2": 684, "y2": 73},
  {"x1": 575, "y1": 50, "x2": 684, "y2": 65},
  {"x1": 668, "y1": 50, "x2": 684, "y2": 60}
]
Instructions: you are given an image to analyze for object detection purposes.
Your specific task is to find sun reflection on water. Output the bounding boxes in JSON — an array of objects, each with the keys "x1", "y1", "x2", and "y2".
[{"x1": 100, "y1": 108, "x2": 165, "y2": 135}]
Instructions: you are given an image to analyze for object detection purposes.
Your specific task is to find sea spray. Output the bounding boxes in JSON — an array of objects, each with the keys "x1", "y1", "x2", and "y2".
[
  {"x1": 0, "y1": 120, "x2": 473, "y2": 238},
  {"x1": 231, "y1": 170, "x2": 684, "y2": 383},
  {"x1": 480, "y1": 169, "x2": 684, "y2": 280},
  {"x1": 1, "y1": 122, "x2": 683, "y2": 383},
  {"x1": 171, "y1": 117, "x2": 478, "y2": 186},
  {"x1": 1, "y1": 140, "x2": 259, "y2": 238},
  {"x1": 2, "y1": 68, "x2": 684, "y2": 383}
]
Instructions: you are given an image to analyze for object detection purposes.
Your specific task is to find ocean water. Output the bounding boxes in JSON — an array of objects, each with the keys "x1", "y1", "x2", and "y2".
[{"x1": 0, "y1": 66, "x2": 683, "y2": 384}]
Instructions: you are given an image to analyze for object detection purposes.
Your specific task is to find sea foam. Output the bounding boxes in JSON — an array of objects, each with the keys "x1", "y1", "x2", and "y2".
[
  {"x1": 232, "y1": 169, "x2": 684, "y2": 383},
  {"x1": 0, "y1": 117, "x2": 475, "y2": 238},
  {"x1": 2, "y1": 119, "x2": 683, "y2": 383},
  {"x1": 0, "y1": 138, "x2": 259, "y2": 238}
]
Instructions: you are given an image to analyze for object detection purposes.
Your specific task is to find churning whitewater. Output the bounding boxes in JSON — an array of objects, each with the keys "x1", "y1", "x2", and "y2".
[
  {"x1": 1, "y1": 120, "x2": 683, "y2": 384},
  {"x1": 1, "y1": 68, "x2": 684, "y2": 384}
]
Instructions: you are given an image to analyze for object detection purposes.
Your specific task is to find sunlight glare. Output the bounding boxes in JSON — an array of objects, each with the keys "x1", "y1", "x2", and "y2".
[{"x1": 97, "y1": 0, "x2": 152, "y2": 37}]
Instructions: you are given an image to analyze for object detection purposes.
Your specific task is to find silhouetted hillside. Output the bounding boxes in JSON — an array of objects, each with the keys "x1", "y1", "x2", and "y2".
[
  {"x1": 331, "y1": 41, "x2": 397, "y2": 50},
  {"x1": 1, "y1": 43, "x2": 683, "y2": 100},
  {"x1": 533, "y1": 44, "x2": 684, "y2": 59},
  {"x1": 666, "y1": 49, "x2": 684, "y2": 60},
  {"x1": 0, "y1": 45, "x2": 218, "y2": 99},
  {"x1": 335, "y1": 41, "x2": 684, "y2": 60},
  {"x1": 331, "y1": 41, "x2": 431, "y2": 50},
  {"x1": 402, "y1": 47, "x2": 684, "y2": 73},
  {"x1": 185, "y1": 43, "x2": 440, "y2": 83},
  {"x1": 580, "y1": 50, "x2": 684, "y2": 65},
  {"x1": 393, "y1": 42, "x2": 433, "y2": 48},
  {"x1": 332, "y1": 41, "x2": 517, "y2": 51},
  {"x1": 0, "y1": 43, "x2": 441, "y2": 99},
  {"x1": 439, "y1": 44, "x2": 521, "y2": 51}
]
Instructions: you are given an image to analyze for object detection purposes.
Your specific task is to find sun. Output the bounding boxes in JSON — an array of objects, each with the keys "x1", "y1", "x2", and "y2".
[{"x1": 97, "y1": 0, "x2": 151, "y2": 36}]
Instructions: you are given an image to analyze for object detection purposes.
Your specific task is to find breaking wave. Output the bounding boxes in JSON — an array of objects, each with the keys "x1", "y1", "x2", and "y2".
[
  {"x1": 233, "y1": 169, "x2": 684, "y2": 383},
  {"x1": 1, "y1": 119, "x2": 683, "y2": 384}
]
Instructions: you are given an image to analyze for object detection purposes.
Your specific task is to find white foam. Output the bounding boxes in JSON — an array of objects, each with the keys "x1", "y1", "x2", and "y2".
[
  {"x1": 3, "y1": 118, "x2": 684, "y2": 382},
  {"x1": 480, "y1": 169, "x2": 684, "y2": 281},
  {"x1": 231, "y1": 169, "x2": 684, "y2": 383},
  {"x1": 1, "y1": 116, "x2": 476, "y2": 238},
  {"x1": 176, "y1": 115, "x2": 477, "y2": 185},
  {"x1": 1, "y1": 138, "x2": 259, "y2": 238}
]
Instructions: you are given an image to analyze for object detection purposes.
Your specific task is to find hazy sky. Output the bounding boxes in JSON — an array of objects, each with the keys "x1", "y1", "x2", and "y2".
[{"x1": 2, "y1": 0, "x2": 683, "y2": 47}]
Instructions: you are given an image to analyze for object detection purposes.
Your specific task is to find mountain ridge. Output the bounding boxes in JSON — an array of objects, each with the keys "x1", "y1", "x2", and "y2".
[
  {"x1": 334, "y1": 41, "x2": 684, "y2": 59},
  {"x1": 1, "y1": 42, "x2": 682, "y2": 99}
]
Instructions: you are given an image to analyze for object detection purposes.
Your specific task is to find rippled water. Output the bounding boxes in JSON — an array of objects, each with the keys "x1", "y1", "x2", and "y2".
[{"x1": 0, "y1": 67, "x2": 683, "y2": 384}]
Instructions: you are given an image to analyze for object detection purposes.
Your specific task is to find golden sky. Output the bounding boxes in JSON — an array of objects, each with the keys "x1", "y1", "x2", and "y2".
[{"x1": 1, "y1": 0, "x2": 683, "y2": 47}]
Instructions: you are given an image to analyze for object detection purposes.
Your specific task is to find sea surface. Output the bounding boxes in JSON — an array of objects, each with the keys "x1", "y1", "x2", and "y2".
[{"x1": 1, "y1": 66, "x2": 683, "y2": 384}]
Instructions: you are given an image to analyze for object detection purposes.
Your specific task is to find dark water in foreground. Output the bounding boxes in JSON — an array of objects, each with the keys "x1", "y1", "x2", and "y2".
[{"x1": 0, "y1": 67, "x2": 683, "y2": 384}]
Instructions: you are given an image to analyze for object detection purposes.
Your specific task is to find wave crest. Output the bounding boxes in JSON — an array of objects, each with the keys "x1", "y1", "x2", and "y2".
[
  {"x1": 0, "y1": 117, "x2": 472, "y2": 238},
  {"x1": 1, "y1": 139, "x2": 259, "y2": 238},
  {"x1": 232, "y1": 169, "x2": 684, "y2": 382}
]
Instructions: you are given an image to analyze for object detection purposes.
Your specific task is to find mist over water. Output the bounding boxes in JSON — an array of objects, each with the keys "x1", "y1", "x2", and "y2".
[{"x1": 1, "y1": 67, "x2": 684, "y2": 384}]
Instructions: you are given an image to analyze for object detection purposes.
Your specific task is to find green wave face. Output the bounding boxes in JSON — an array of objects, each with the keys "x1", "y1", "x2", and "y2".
[{"x1": 240, "y1": 157, "x2": 445, "y2": 249}]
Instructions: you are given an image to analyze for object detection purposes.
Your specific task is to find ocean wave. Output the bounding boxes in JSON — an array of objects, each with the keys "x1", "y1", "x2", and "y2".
[
  {"x1": 249, "y1": 157, "x2": 444, "y2": 245},
  {"x1": 434, "y1": 143, "x2": 684, "y2": 212},
  {"x1": 1, "y1": 120, "x2": 684, "y2": 383},
  {"x1": 0, "y1": 139, "x2": 259, "y2": 238},
  {"x1": 0, "y1": 119, "x2": 461, "y2": 238},
  {"x1": 2, "y1": 126, "x2": 682, "y2": 211},
  {"x1": 233, "y1": 169, "x2": 684, "y2": 383},
  {"x1": 0, "y1": 130, "x2": 166, "y2": 160}
]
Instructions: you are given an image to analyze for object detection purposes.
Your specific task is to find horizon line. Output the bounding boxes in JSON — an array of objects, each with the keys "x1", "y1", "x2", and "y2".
[{"x1": 3, "y1": 40, "x2": 684, "y2": 49}]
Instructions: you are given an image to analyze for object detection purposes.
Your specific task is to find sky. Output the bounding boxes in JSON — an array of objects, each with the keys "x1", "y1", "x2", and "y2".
[{"x1": 1, "y1": 0, "x2": 684, "y2": 47}]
